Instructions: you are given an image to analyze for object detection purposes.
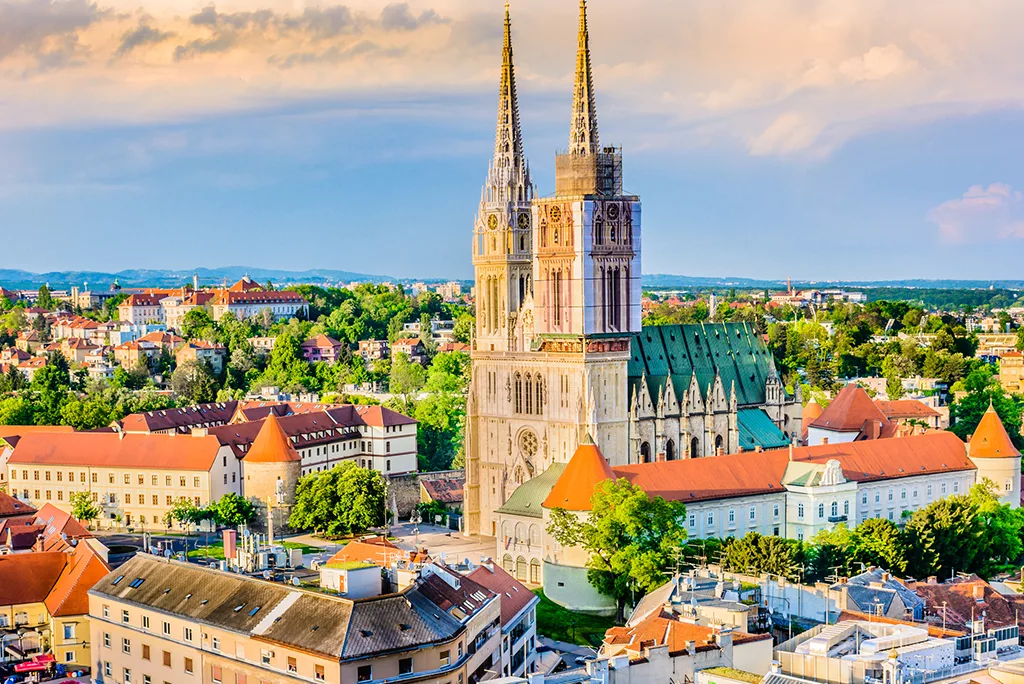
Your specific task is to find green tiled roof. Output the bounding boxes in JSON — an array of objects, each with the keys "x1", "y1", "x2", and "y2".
[
  {"x1": 495, "y1": 462, "x2": 566, "y2": 519},
  {"x1": 629, "y1": 323, "x2": 776, "y2": 406},
  {"x1": 737, "y1": 408, "x2": 791, "y2": 451}
]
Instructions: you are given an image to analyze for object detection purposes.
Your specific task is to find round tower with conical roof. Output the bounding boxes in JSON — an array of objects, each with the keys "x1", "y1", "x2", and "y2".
[
  {"x1": 243, "y1": 414, "x2": 302, "y2": 534},
  {"x1": 966, "y1": 403, "x2": 1022, "y2": 507}
]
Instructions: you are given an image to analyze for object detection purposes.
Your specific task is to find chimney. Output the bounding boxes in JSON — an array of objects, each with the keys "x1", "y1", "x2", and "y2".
[
  {"x1": 737, "y1": 446, "x2": 745, "y2": 454},
  {"x1": 788, "y1": 444, "x2": 794, "y2": 461},
  {"x1": 686, "y1": 640, "x2": 696, "y2": 654},
  {"x1": 755, "y1": 445, "x2": 764, "y2": 453},
  {"x1": 821, "y1": 437, "x2": 829, "y2": 445},
  {"x1": 927, "y1": 576, "x2": 938, "y2": 585},
  {"x1": 191, "y1": 428, "x2": 209, "y2": 438}
]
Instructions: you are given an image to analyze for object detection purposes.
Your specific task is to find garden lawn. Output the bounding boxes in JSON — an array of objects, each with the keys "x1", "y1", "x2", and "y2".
[{"x1": 532, "y1": 589, "x2": 614, "y2": 647}]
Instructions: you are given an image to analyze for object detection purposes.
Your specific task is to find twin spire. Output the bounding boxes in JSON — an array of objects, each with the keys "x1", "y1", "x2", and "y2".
[
  {"x1": 568, "y1": 0, "x2": 599, "y2": 156},
  {"x1": 493, "y1": 0, "x2": 600, "y2": 171}
]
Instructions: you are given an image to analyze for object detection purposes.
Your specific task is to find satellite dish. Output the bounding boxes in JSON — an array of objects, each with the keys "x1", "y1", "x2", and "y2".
[
  {"x1": 291, "y1": 577, "x2": 301, "y2": 587},
  {"x1": 262, "y1": 570, "x2": 271, "y2": 580}
]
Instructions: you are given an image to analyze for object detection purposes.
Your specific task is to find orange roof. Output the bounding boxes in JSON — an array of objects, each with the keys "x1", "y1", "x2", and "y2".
[
  {"x1": 0, "y1": 552, "x2": 67, "y2": 606},
  {"x1": 45, "y1": 542, "x2": 110, "y2": 616},
  {"x1": 0, "y1": 425, "x2": 74, "y2": 440},
  {"x1": 244, "y1": 413, "x2": 301, "y2": 463},
  {"x1": 611, "y1": 431, "x2": 973, "y2": 504},
  {"x1": 876, "y1": 399, "x2": 941, "y2": 420},
  {"x1": 542, "y1": 436, "x2": 616, "y2": 511},
  {"x1": 326, "y1": 535, "x2": 428, "y2": 566},
  {"x1": 10, "y1": 432, "x2": 222, "y2": 471},
  {"x1": 301, "y1": 335, "x2": 341, "y2": 348},
  {"x1": 604, "y1": 610, "x2": 768, "y2": 658},
  {"x1": 228, "y1": 277, "x2": 263, "y2": 292},
  {"x1": 466, "y1": 563, "x2": 537, "y2": 626},
  {"x1": 810, "y1": 383, "x2": 891, "y2": 432},
  {"x1": 968, "y1": 404, "x2": 1021, "y2": 459},
  {"x1": 0, "y1": 491, "x2": 35, "y2": 517},
  {"x1": 802, "y1": 399, "x2": 823, "y2": 441}
]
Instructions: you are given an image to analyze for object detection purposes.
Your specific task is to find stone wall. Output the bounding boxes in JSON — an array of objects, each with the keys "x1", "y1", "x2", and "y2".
[{"x1": 388, "y1": 469, "x2": 464, "y2": 519}]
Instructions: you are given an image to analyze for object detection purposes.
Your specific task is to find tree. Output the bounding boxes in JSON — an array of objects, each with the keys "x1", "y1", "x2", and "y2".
[
  {"x1": 69, "y1": 491, "x2": 100, "y2": 527},
  {"x1": 452, "y1": 313, "x2": 474, "y2": 344},
  {"x1": 288, "y1": 462, "x2": 387, "y2": 537},
  {"x1": 36, "y1": 285, "x2": 53, "y2": 310},
  {"x1": 390, "y1": 353, "x2": 426, "y2": 405},
  {"x1": 171, "y1": 360, "x2": 219, "y2": 404},
  {"x1": 968, "y1": 480, "x2": 1024, "y2": 577},
  {"x1": 949, "y1": 369, "x2": 1024, "y2": 448},
  {"x1": 806, "y1": 524, "x2": 856, "y2": 581},
  {"x1": 546, "y1": 478, "x2": 688, "y2": 621},
  {"x1": 720, "y1": 532, "x2": 803, "y2": 578},
  {"x1": 31, "y1": 314, "x2": 51, "y2": 342},
  {"x1": 851, "y1": 518, "x2": 907, "y2": 573},
  {"x1": 208, "y1": 493, "x2": 257, "y2": 527},
  {"x1": 903, "y1": 495, "x2": 986, "y2": 578},
  {"x1": 181, "y1": 307, "x2": 216, "y2": 341},
  {"x1": 31, "y1": 353, "x2": 72, "y2": 425}
]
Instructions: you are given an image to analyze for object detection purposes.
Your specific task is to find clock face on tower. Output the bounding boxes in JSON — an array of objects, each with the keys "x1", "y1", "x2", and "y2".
[
  {"x1": 488, "y1": 214, "x2": 499, "y2": 230},
  {"x1": 517, "y1": 213, "x2": 530, "y2": 230}
]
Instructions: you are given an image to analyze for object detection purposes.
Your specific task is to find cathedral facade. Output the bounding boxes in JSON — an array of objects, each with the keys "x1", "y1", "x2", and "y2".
[{"x1": 464, "y1": 1, "x2": 800, "y2": 538}]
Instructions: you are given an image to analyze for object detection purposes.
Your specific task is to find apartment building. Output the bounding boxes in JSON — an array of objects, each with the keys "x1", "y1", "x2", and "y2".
[
  {"x1": 89, "y1": 554, "x2": 498, "y2": 684},
  {"x1": 466, "y1": 563, "x2": 539, "y2": 679},
  {"x1": 176, "y1": 340, "x2": 227, "y2": 375},
  {"x1": 210, "y1": 290, "x2": 308, "y2": 322},
  {"x1": 6, "y1": 432, "x2": 238, "y2": 529},
  {"x1": 0, "y1": 505, "x2": 110, "y2": 670}
]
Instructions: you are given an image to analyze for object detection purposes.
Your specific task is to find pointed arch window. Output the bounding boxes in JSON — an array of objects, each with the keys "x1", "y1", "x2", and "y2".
[
  {"x1": 640, "y1": 442, "x2": 651, "y2": 463},
  {"x1": 690, "y1": 437, "x2": 700, "y2": 458},
  {"x1": 513, "y1": 372, "x2": 523, "y2": 414},
  {"x1": 525, "y1": 374, "x2": 534, "y2": 415},
  {"x1": 535, "y1": 375, "x2": 544, "y2": 416},
  {"x1": 665, "y1": 439, "x2": 675, "y2": 461}
]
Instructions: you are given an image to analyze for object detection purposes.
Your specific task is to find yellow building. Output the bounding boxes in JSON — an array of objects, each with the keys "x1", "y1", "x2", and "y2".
[
  {"x1": 7, "y1": 431, "x2": 238, "y2": 530},
  {"x1": 89, "y1": 554, "x2": 501, "y2": 684},
  {"x1": 999, "y1": 352, "x2": 1024, "y2": 393},
  {"x1": 0, "y1": 532, "x2": 109, "y2": 669}
]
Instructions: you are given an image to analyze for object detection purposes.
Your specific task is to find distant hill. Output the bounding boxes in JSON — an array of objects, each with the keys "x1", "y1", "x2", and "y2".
[
  {"x1": 0, "y1": 266, "x2": 399, "y2": 290},
  {"x1": 1, "y1": 267, "x2": 1021, "y2": 292},
  {"x1": 642, "y1": 274, "x2": 1024, "y2": 290}
]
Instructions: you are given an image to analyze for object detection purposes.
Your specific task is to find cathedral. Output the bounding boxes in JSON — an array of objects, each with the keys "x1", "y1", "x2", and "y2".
[{"x1": 464, "y1": 1, "x2": 801, "y2": 538}]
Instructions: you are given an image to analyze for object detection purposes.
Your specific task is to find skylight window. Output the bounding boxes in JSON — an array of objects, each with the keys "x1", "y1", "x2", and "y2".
[
  {"x1": 233, "y1": 603, "x2": 246, "y2": 612},
  {"x1": 112, "y1": 575, "x2": 125, "y2": 586},
  {"x1": 249, "y1": 607, "x2": 261, "y2": 617},
  {"x1": 128, "y1": 578, "x2": 145, "y2": 589}
]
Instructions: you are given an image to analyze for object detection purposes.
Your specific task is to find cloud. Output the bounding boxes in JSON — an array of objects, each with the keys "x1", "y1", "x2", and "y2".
[
  {"x1": 0, "y1": 0, "x2": 104, "y2": 68},
  {"x1": 379, "y1": 3, "x2": 446, "y2": 31},
  {"x1": 748, "y1": 112, "x2": 824, "y2": 157},
  {"x1": 115, "y1": 20, "x2": 174, "y2": 57},
  {"x1": 928, "y1": 183, "x2": 1024, "y2": 243}
]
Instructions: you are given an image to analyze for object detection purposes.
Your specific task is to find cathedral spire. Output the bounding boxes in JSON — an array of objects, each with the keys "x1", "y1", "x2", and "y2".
[
  {"x1": 568, "y1": 0, "x2": 599, "y2": 156},
  {"x1": 493, "y1": 2, "x2": 524, "y2": 174}
]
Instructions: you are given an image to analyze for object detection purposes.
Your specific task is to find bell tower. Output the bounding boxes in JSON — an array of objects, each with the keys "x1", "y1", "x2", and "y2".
[{"x1": 472, "y1": 2, "x2": 535, "y2": 353}]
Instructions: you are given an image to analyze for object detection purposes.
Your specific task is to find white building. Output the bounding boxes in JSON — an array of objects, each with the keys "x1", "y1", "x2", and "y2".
[
  {"x1": 467, "y1": 561, "x2": 540, "y2": 679},
  {"x1": 499, "y1": 410, "x2": 1021, "y2": 614}
]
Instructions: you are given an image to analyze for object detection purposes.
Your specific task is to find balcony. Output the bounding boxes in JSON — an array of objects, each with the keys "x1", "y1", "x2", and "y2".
[{"x1": 827, "y1": 515, "x2": 848, "y2": 524}]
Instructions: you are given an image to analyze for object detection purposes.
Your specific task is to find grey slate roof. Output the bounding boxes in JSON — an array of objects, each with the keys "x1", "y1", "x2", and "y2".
[
  {"x1": 90, "y1": 554, "x2": 465, "y2": 661},
  {"x1": 342, "y1": 591, "x2": 462, "y2": 659}
]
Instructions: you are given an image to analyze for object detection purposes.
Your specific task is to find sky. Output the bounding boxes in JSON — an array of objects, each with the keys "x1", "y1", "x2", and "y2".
[{"x1": 2, "y1": 0, "x2": 1024, "y2": 281}]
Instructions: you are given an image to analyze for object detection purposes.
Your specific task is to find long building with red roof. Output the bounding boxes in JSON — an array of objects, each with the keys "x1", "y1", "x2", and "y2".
[{"x1": 498, "y1": 412, "x2": 1022, "y2": 614}]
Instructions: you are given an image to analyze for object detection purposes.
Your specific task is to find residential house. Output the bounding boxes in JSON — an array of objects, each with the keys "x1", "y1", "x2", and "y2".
[
  {"x1": 601, "y1": 614, "x2": 772, "y2": 683},
  {"x1": 1000, "y1": 351, "x2": 1024, "y2": 393},
  {"x1": 392, "y1": 337, "x2": 427, "y2": 365},
  {"x1": 420, "y1": 477, "x2": 464, "y2": 512},
  {"x1": 14, "y1": 356, "x2": 47, "y2": 382},
  {"x1": 248, "y1": 337, "x2": 276, "y2": 354},
  {"x1": 466, "y1": 562, "x2": 540, "y2": 678},
  {"x1": 0, "y1": 511, "x2": 109, "y2": 670},
  {"x1": 806, "y1": 383, "x2": 899, "y2": 446},
  {"x1": 117, "y1": 292, "x2": 170, "y2": 324},
  {"x1": 161, "y1": 291, "x2": 214, "y2": 330},
  {"x1": 60, "y1": 338, "x2": 99, "y2": 366},
  {"x1": 301, "y1": 335, "x2": 344, "y2": 364},
  {"x1": 112, "y1": 340, "x2": 161, "y2": 371},
  {"x1": 176, "y1": 340, "x2": 227, "y2": 375},
  {"x1": 15, "y1": 331, "x2": 43, "y2": 353},
  {"x1": 358, "y1": 339, "x2": 389, "y2": 364}
]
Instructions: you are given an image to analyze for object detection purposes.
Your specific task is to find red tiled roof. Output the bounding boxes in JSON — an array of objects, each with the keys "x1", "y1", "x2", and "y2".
[
  {"x1": 421, "y1": 478, "x2": 464, "y2": 505},
  {"x1": 213, "y1": 291, "x2": 307, "y2": 305},
  {"x1": 466, "y1": 563, "x2": 537, "y2": 626},
  {"x1": 0, "y1": 490, "x2": 35, "y2": 518},
  {"x1": 604, "y1": 610, "x2": 768, "y2": 658},
  {"x1": 119, "y1": 401, "x2": 239, "y2": 433},
  {"x1": 244, "y1": 414, "x2": 301, "y2": 463},
  {"x1": 611, "y1": 431, "x2": 973, "y2": 504},
  {"x1": 968, "y1": 404, "x2": 1021, "y2": 459},
  {"x1": 301, "y1": 335, "x2": 342, "y2": 349},
  {"x1": 418, "y1": 566, "x2": 495, "y2": 619},
  {"x1": 0, "y1": 552, "x2": 67, "y2": 606},
  {"x1": 810, "y1": 383, "x2": 891, "y2": 432},
  {"x1": 543, "y1": 436, "x2": 616, "y2": 511},
  {"x1": 915, "y1": 576, "x2": 1024, "y2": 632},
  {"x1": 10, "y1": 432, "x2": 223, "y2": 471},
  {"x1": 876, "y1": 400, "x2": 941, "y2": 420},
  {"x1": 228, "y1": 277, "x2": 263, "y2": 292},
  {"x1": 354, "y1": 405, "x2": 417, "y2": 427}
]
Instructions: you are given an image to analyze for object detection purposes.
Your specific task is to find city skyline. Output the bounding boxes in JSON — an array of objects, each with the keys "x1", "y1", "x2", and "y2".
[{"x1": 2, "y1": 0, "x2": 1024, "y2": 279}]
